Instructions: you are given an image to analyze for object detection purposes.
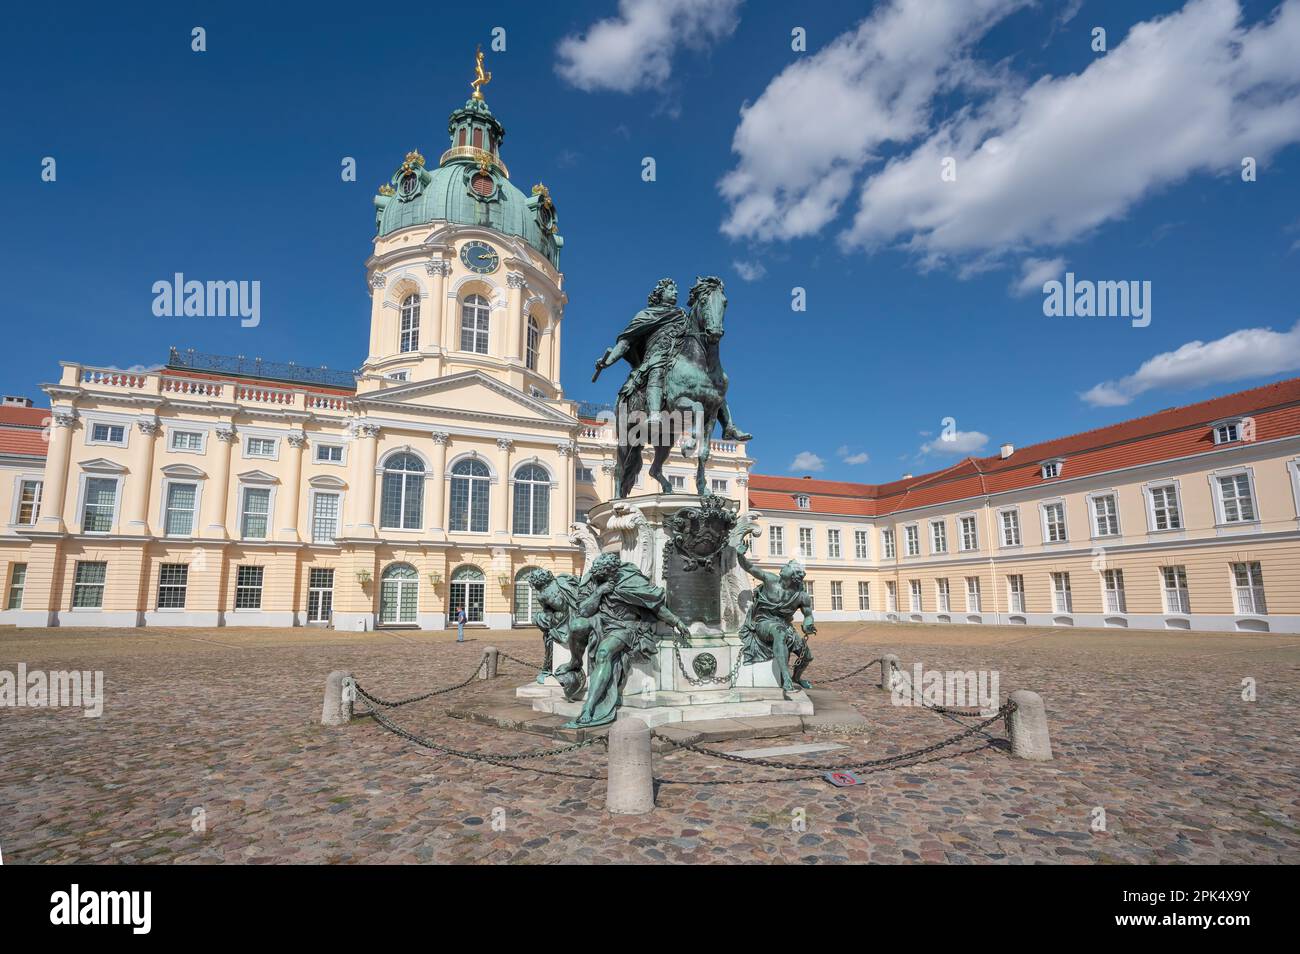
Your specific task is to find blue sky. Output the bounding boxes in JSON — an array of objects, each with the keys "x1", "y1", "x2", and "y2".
[{"x1": 2, "y1": 0, "x2": 1298, "y2": 483}]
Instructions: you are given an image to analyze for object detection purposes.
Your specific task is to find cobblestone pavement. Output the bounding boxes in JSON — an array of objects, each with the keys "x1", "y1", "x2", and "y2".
[{"x1": 1, "y1": 624, "x2": 1297, "y2": 864}]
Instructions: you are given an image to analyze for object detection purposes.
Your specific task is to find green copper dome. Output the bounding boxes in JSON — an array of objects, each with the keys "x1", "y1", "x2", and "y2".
[{"x1": 373, "y1": 95, "x2": 563, "y2": 269}]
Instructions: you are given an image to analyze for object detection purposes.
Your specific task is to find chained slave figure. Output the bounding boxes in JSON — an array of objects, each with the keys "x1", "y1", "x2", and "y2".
[
  {"x1": 526, "y1": 568, "x2": 595, "y2": 699},
  {"x1": 734, "y1": 538, "x2": 816, "y2": 695}
]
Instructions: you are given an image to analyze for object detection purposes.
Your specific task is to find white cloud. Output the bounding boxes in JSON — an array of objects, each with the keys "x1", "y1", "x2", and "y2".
[
  {"x1": 1010, "y1": 256, "x2": 1065, "y2": 298},
  {"x1": 836, "y1": 444, "x2": 869, "y2": 465},
  {"x1": 556, "y1": 0, "x2": 743, "y2": 93},
  {"x1": 1081, "y1": 321, "x2": 1300, "y2": 406},
  {"x1": 844, "y1": 0, "x2": 1300, "y2": 268},
  {"x1": 920, "y1": 430, "x2": 990, "y2": 456},
  {"x1": 719, "y1": 0, "x2": 1030, "y2": 240},
  {"x1": 733, "y1": 259, "x2": 766, "y2": 282},
  {"x1": 790, "y1": 451, "x2": 826, "y2": 472}
]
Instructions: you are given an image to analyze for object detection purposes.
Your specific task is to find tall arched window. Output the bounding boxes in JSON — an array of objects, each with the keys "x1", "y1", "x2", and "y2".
[
  {"x1": 512, "y1": 463, "x2": 550, "y2": 535},
  {"x1": 513, "y1": 566, "x2": 540, "y2": 625},
  {"x1": 380, "y1": 452, "x2": 424, "y2": 530},
  {"x1": 450, "y1": 564, "x2": 485, "y2": 623},
  {"x1": 379, "y1": 563, "x2": 418, "y2": 625},
  {"x1": 525, "y1": 316, "x2": 540, "y2": 371},
  {"x1": 449, "y1": 458, "x2": 490, "y2": 532},
  {"x1": 461, "y1": 295, "x2": 490, "y2": 354},
  {"x1": 399, "y1": 294, "x2": 420, "y2": 353}
]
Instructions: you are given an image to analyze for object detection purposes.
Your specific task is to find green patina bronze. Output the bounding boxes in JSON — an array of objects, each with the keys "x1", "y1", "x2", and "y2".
[
  {"x1": 592, "y1": 276, "x2": 752, "y2": 498},
  {"x1": 734, "y1": 538, "x2": 816, "y2": 696}
]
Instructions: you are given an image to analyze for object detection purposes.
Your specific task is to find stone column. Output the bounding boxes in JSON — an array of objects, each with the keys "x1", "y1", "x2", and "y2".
[
  {"x1": 1007, "y1": 689, "x2": 1053, "y2": 760},
  {"x1": 602, "y1": 460, "x2": 617, "y2": 501},
  {"x1": 555, "y1": 441, "x2": 574, "y2": 536},
  {"x1": 494, "y1": 438, "x2": 513, "y2": 536},
  {"x1": 426, "y1": 259, "x2": 450, "y2": 356},
  {"x1": 606, "y1": 716, "x2": 654, "y2": 814},
  {"x1": 506, "y1": 273, "x2": 526, "y2": 362},
  {"x1": 550, "y1": 314, "x2": 563, "y2": 386},
  {"x1": 321, "y1": 671, "x2": 355, "y2": 726},
  {"x1": 201, "y1": 426, "x2": 237, "y2": 538},
  {"x1": 37, "y1": 409, "x2": 77, "y2": 532},
  {"x1": 736, "y1": 475, "x2": 750, "y2": 514},
  {"x1": 429, "y1": 431, "x2": 450, "y2": 534},
  {"x1": 123, "y1": 418, "x2": 160, "y2": 534},
  {"x1": 276, "y1": 430, "x2": 307, "y2": 541},
  {"x1": 351, "y1": 423, "x2": 381, "y2": 538}
]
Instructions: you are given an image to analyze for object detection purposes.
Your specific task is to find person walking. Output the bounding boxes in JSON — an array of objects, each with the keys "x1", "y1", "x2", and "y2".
[{"x1": 455, "y1": 606, "x2": 467, "y2": 642}]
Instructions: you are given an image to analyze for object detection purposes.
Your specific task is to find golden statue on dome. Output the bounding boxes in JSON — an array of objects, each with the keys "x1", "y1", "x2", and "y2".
[{"x1": 471, "y1": 45, "x2": 492, "y2": 100}]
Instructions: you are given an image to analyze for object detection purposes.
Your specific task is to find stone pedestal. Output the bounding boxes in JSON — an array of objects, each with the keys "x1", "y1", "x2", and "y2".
[{"x1": 515, "y1": 494, "x2": 815, "y2": 727}]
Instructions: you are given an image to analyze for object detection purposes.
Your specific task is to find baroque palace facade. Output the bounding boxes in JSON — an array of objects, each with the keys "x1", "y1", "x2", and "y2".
[{"x1": 1, "y1": 80, "x2": 1299, "y2": 634}]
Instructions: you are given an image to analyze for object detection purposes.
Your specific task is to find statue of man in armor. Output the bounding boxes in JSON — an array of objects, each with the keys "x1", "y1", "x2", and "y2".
[{"x1": 734, "y1": 539, "x2": 816, "y2": 695}]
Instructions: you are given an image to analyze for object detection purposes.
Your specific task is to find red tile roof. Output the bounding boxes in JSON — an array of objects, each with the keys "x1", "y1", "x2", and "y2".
[
  {"x1": 750, "y1": 377, "x2": 1300, "y2": 516},
  {"x1": 0, "y1": 405, "x2": 50, "y2": 459}
]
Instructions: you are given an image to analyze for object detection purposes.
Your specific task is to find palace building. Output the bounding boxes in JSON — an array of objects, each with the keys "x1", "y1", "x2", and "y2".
[{"x1": 1, "y1": 73, "x2": 1298, "y2": 635}]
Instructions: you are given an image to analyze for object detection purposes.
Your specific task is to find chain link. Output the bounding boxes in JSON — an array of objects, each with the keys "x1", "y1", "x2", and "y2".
[
  {"x1": 818, "y1": 656, "x2": 887, "y2": 685},
  {"x1": 672, "y1": 643, "x2": 746, "y2": 687},
  {"x1": 496, "y1": 650, "x2": 545, "y2": 671},
  {"x1": 352, "y1": 657, "x2": 486, "y2": 709}
]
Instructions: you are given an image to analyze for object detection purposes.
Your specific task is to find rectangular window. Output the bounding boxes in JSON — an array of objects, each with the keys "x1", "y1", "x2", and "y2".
[
  {"x1": 1214, "y1": 422, "x2": 1239, "y2": 444},
  {"x1": 235, "y1": 565, "x2": 264, "y2": 609},
  {"x1": 315, "y1": 444, "x2": 344, "y2": 464},
  {"x1": 1008, "y1": 574, "x2": 1026, "y2": 614},
  {"x1": 16, "y1": 479, "x2": 42, "y2": 525},
  {"x1": 853, "y1": 530, "x2": 869, "y2": 560},
  {"x1": 1041, "y1": 461, "x2": 1061, "y2": 479},
  {"x1": 308, "y1": 567, "x2": 334, "y2": 622},
  {"x1": 798, "y1": 527, "x2": 814, "y2": 558},
  {"x1": 930, "y1": 520, "x2": 947, "y2": 554},
  {"x1": 170, "y1": 430, "x2": 204, "y2": 452},
  {"x1": 72, "y1": 561, "x2": 107, "y2": 608},
  {"x1": 1052, "y1": 572, "x2": 1073, "y2": 613},
  {"x1": 827, "y1": 528, "x2": 841, "y2": 559},
  {"x1": 1232, "y1": 561, "x2": 1266, "y2": 615},
  {"x1": 1102, "y1": 569, "x2": 1127, "y2": 613},
  {"x1": 959, "y1": 515, "x2": 978, "y2": 551},
  {"x1": 163, "y1": 481, "x2": 197, "y2": 536},
  {"x1": 1000, "y1": 509, "x2": 1021, "y2": 547},
  {"x1": 909, "y1": 579, "x2": 922, "y2": 612},
  {"x1": 882, "y1": 529, "x2": 896, "y2": 560},
  {"x1": 669, "y1": 474, "x2": 686, "y2": 491},
  {"x1": 769, "y1": 525, "x2": 785, "y2": 557},
  {"x1": 857, "y1": 581, "x2": 870, "y2": 610},
  {"x1": 804, "y1": 580, "x2": 815, "y2": 611},
  {"x1": 886, "y1": 580, "x2": 897, "y2": 612},
  {"x1": 936, "y1": 577, "x2": 950, "y2": 613},
  {"x1": 312, "y1": 492, "x2": 340, "y2": 544},
  {"x1": 7, "y1": 563, "x2": 26, "y2": 609},
  {"x1": 90, "y1": 422, "x2": 125, "y2": 444},
  {"x1": 1218, "y1": 474, "x2": 1256, "y2": 523},
  {"x1": 1092, "y1": 493, "x2": 1120, "y2": 536},
  {"x1": 711, "y1": 478, "x2": 728, "y2": 494},
  {"x1": 576, "y1": 466, "x2": 595, "y2": 483},
  {"x1": 1149, "y1": 484, "x2": 1183, "y2": 531},
  {"x1": 904, "y1": 525, "x2": 919, "y2": 557},
  {"x1": 241, "y1": 487, "x2": 271, "y2": 539},
  {"x1": 1043, "y1": 502, "x2": 1067, "y2": 543},
  {"x1": 1161, "y1": 565, "x2": 1190, "y2": 614},
  {"x1": 245, "y1": 436, "x2": 276, "y2": 458},
  {"x1": 82, "y1": 477, "x2": 118, "y2": 533},
  {"x1": 965, "y1": 576, "x2": 982, "y2": 613},
  {"x1": 156, "y1": 563, "x2": 189, "y2": 609},
  {"x1": 830, "y1": 580, "x2": 843, "y2": 611}
]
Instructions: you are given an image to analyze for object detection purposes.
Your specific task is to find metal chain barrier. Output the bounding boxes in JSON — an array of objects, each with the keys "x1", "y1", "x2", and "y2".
[
  {"x1": 352, "y1": 657, "x2": 487, "y2": 709},
  {"x1": 496, "y1": 650, "x2": 545, "y2": 671},
  {"x1": 818, "y1": 656, "x2": 887, "y2": 685}
]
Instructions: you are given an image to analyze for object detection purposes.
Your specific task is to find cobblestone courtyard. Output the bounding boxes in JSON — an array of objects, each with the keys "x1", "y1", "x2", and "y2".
[{"x1": 1, "y1": 623, "x2": 1297, "y2": 864}]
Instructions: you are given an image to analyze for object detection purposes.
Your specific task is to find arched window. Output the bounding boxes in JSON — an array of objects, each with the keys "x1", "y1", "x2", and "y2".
[
  {"x1": 513, "y1": 566, "x2": 540, "y2": 626},
  {"x1": 380, "y1": 452, "x2": 424, "y2": 530},
  {"x1": 379, "y1": 563, "x2": 418, "y2": 625},
  {"x1": 449, "y1": 457, "x2": 490, "y2": 532},
  {"x1": 450, "y1": 564, "x2": 485, "y2": 623},
  {"x1": 399, "y1": 294, "x2": 420, "y2": 353},
  {"x1": 525, "y1": 316, "x2": 540, "y2": 371},
  {"x1": 461, "y1": 295, "x2": 490, "y2": 354},
  {"x1": 512, "y1": 463, "x2": 550, "y2": 536}
]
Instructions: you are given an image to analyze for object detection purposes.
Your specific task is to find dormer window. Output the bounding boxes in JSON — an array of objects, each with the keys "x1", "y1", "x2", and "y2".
[
  {"x1": 795, "y1": 494, "x2": 810, "y2": 510},
  {"x1": 1040, "y1": 459, "x2": 1064, "y2": 479},
  {"x1": 1213, "y1": 420, "x2": 1242, "y2": 445}
]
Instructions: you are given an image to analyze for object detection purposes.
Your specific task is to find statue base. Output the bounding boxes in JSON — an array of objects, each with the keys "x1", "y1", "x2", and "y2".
[{"x1": 517, "y1": 494, "x2": 816, "y2": 727}]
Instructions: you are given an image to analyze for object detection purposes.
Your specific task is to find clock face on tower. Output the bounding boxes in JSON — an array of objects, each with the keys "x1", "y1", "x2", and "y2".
[{"x1": 460, "y1": 241, "x2": 499, "y2": 274}]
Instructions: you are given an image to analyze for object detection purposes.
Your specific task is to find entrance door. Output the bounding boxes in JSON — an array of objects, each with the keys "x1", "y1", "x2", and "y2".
[
  {"x1": 449, "y1": 565, "x2": 485, "y2": 624},
  {"x1": 307, "y1": 568, "x2": 334, "y2": 623},
  {"x1": 513, "y1": 569, "x2": 540, "y2": 626},
  {"x1": 379, "y1": 564, "x2": 419, "y2": 625}
]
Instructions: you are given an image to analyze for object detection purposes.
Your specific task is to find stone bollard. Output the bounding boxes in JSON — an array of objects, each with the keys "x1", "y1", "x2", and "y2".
[
  {"x1": 881, "y1": 654, "x2": 900, "y2": 691},
  {"x1": 1006, "y1": 689, "x2": 1053, "y2": 760},
  {"x1": 480, "y1": 646, "x2": 499, "y2": 680},
  {"x1": 321, "y1": 670, "x2": 354, "y2": 726},
  {"x1": 605, "y1": 716, "x2": 655, "y2": 815}
]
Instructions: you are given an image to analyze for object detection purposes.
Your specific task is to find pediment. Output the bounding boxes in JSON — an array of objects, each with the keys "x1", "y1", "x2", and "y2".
[
  {"x1": 308, "y1": 474, "x2": 347, "y2": 489},
  {"x1": 236, "y1": 469, "x2": 279, "y2": 484},
  {"x1": 359, "y1": 371, "x2": 577, "y2": 426},
  {"x1": 160, "y1": 463, "x2": 207, "y2": 479},
  {"x1": 79, "y1": 457, "x2": 128, "y2": 473}
]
